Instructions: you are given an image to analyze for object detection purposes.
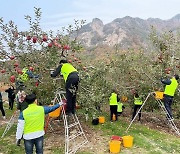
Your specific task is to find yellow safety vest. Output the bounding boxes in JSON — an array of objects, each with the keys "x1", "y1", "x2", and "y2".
[
  {"x1": 18, "y1": 68, "x2": 29, "y2": 82},
  {"x1": 23, "y1": 104, "x2": 44, "y2": 135},
  {"x1": 117, "y1": 102, "x2": 123, "y2": 112},
  {"x1": 109, "y1": 93, "x2": 118, "y2": 105},
  {"x1": 61, "y1": 63, "x2": 78, "y2": 82},
  {"x1": 134, "y1": 97, "x2": 143, "y2": 105},
  {"x1": 164, "y1": 77, "x2": 178, "y2": 96}
]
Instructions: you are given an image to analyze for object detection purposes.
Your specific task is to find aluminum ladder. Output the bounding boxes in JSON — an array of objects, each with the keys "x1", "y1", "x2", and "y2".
[
  {"x1": 55, "y1": 90, "x2": 88, "y2": 154},
  {"x1": 155, "y1": 98, "x2": 180, "y2": 136}
]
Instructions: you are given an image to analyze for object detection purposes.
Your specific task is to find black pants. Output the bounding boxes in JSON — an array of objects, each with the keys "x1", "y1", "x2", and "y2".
[
  {"x1": 110, "y1": 105, "x2": 118, "y2": 121},
  {"x1": 163, "y1": 95, "x2": 173, "y2": 119},
  {"x1": 132, "y1": 105, "x2": 142, "y2": 121},
  {"x1": 0, "y1": 101, "x2": 5, "y2": 116},
  {"x1": 65, "y1": 73, "x2": 79, "y2": 114},
  {"x1": 8, "y1": 97, "x2": 15, "y2": 110}
]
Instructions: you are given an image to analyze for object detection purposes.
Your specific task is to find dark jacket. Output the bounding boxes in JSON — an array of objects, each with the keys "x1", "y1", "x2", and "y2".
[{"x1": 5, "y1": 87, "x2": 15, "y2": 99}]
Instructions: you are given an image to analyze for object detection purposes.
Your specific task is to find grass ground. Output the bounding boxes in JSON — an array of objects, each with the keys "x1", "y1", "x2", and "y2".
[{"x1": 0, "y1": 104, "x2": 180, "y2": 154}]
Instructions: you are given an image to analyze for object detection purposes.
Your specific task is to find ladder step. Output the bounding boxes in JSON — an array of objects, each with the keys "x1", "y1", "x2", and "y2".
[
  {"x1": 66, "y1": 122, "x2": 79, "y2": 129},
  {"x1": 68, "y1": 132, "x2": 84, "y2": 141},
  {"x1": 68, "y1": 140, "x2": 88, "y2": 154}
]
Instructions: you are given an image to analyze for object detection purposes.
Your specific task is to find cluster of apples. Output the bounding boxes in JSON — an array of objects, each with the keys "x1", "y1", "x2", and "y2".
[
  {"x1": 68, "y1": 54, "x2": 87, "y2": 71},
  {"x1": 25, "y1": 35, "x2": 71, "y2": 51},
  {"x1": 165, "y1": 68, "x2": 171, "y2": 74}
]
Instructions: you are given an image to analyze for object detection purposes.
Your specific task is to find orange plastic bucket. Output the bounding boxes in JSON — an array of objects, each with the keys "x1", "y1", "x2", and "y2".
[
  {"x1": 154, "y1": 91, "x2": 164, "y2": 99},
  {"x1": 113, "y1": 114, "x2": 116, "y2": 121},
  {"x1": 49, "y1": 105, "x2": 61, "y2": 118},
  {"x1": 109, "y1": 140, "x2": 121, "y2": 153},
  {"x1": 122, "y1": 136, "x2": 133, "y2": 148},
  {"x1": 99, "y1": 116, "x2": 105, "y2": 124}
]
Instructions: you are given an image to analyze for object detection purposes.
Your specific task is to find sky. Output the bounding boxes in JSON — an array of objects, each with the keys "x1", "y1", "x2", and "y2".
[{"x1": 0, "y1": 0, "x2": 180, "y2": 32}]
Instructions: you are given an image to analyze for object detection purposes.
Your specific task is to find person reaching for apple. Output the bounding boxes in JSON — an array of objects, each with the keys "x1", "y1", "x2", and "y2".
[
  {"x1": 16, "y1": 67, "x2": 39, "y2": 90},
  {"x1": 161, "y1": 74, "x2": 179, "y2": 120},
  {"x1": 51, "y1": 59, "x2": 80, "y2": 116}
]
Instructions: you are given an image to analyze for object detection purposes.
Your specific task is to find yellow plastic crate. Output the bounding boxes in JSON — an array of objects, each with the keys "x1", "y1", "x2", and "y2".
[{"x1": 154, "y1": 91, "x2": 164, "y2": 99}]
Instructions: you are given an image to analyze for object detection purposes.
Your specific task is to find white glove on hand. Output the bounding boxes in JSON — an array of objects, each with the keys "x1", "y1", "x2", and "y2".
[{"x1": 59, "y1": 101, "x2": 64, "y2": 106}]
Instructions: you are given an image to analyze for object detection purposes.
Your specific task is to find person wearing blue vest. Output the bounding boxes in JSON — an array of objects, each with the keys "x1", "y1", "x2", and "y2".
[
  {"x1": 51, "y1": 59, "x2": 79, "y2": 115},
  {"x1": 16, "y1": 93, "x2": 63, "y2": 154},
  {"x1": 109, "y1": 89, "x2": 120, "y2": 121},
  {"x1": 132, "y1": 93, "x2": 143, "y2": 121},
  {"x1": 161, "y1": 74, "x2": 179, "y2": 120}
]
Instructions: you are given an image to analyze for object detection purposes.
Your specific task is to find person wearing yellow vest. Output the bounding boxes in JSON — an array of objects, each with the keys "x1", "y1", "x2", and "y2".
[
  {"x1": 161, "y1": 74, "x2": 179, "y2": 120},
  {"x1": 109, "y1": 90, "x2": 120, "y2": 121},
  {"x1": 117, "y1": 101, "x2": 125, "y2": 117},
  {"x1": 16, "y1": 93, "x2": 63, "y2": 154},
  {"x1": 16, "y1": 67, "x2": 39, "y2": 90},
  {"x1": 132, "y1": 93, "x2": 143, "y2": 121},
  {"x1": 51, "y1": 59, "x2": 79, "y2": 115}
]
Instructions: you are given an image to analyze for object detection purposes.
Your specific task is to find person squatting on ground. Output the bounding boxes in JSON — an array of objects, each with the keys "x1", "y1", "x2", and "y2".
[
  {"x1": 117, "y1": 98, "x2": 125, "y2": 117},
  {"x1": 109, "y1": 89, "x2": 120, "y2": 121},
  {"x1": 0, "y1": 92, "x2": 6, "y2": 119},
  {"x1": 51, "y1": 59, "x2": 79, "y2": 115},
  {"x1": 5, "y1": 85, "x2": 15, "y2": 110},
  {"x1": 16, "y1": 93, "x2": 63, "y2": 154},
  {"x1": 161, "y1": 74, "x2": 179, "y2": 120},
  {"x1": 132, "y1": 93, "x2": 143, "y2": 121}
]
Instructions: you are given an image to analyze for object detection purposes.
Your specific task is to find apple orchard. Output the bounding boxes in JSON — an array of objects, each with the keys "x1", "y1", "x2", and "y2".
[{"x1": 0, "y1": 8, "x2": 180, "y2": 117}]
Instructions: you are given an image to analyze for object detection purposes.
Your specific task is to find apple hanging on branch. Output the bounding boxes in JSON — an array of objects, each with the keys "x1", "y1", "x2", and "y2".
[
  {"x1": 10, "y1": 55, "x2": 15, "y2": 60},
  {"x1": 10, "y1": 75, "x2": 15, "y2": 83}
]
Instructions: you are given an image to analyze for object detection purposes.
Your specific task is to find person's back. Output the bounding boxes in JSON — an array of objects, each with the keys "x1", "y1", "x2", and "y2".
[{"x1": 16, "y1": 93, "x2": 62, "y2": 154}]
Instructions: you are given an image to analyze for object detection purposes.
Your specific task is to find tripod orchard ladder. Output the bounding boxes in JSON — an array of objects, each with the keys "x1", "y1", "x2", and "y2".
[
  {"x1": 126, "y1": 92, "x2": 180, "y2": 136},
  {"x1": 54, "y1": 89, "x2": 88, "y2": 154},
  {"x1": 1, "y1": 110, "x2": 18, "y2": 138}
]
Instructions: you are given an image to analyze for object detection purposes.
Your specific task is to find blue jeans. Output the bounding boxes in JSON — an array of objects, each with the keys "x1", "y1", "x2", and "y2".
[{"x1": 24, "y1": 136, "x2": 44, "y2": 154}]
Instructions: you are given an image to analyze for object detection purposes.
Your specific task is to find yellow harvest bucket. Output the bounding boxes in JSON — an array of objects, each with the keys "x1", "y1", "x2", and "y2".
[
  {"x1": 109, "y1": 140, "x2": 121, "y2": 153},
  {"x1": 123, "y1": 136, "x2": 133, "y2": 148},
  {"x1": 99, "y1": 116, "x2": 105, "y2": 124},
  {"x1": 49, "y1": 105, "x2": 61, "y2": 118},
  {"x1": 154, "y1": 91, "x2": 164, "y2": 99}
]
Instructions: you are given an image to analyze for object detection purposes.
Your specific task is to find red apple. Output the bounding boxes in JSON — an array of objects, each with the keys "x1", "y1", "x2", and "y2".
[
  {"x1": 14, "y1": 63, "x2": 19, "y2": 67},
  {"x1": 26, "y1": 36, "x2": 31, "y2": 40},
  {"x1": 35, "y1": 82, "x2": 39, "y2": 87},
  {"x1": 42, "y1": 35, "x2": 47, "y2": 42},
  {"x1": 48, "y1": 43, "x2": 53, "y2": 47},
  {"x1": 68, "y1": 59, "x2": 72, "y2": 63},
  {"x1": 83, "y1": 67, "x2": 86, "y2": 71},
  {"x1": 57, "y1": 44, "x2": 61, "y2": 48},
  {"x1": 29, "y1": 67, "x2": 34, "y2": 71},
  {"x1": 17, "y1": 69, "x2": 23, "y2": 74},
  {"x1": 74, "y1": 57, "x2": 78, "y2": 61},
  {"x1": 1, "y1": 69, "x2": 6, "y2": 73},
  {"x1": 32, "y1": 36, "x2": 37, "y2": 43},
  {"x1": 14, "y1": 32, "x2": 18, "y2": 37},
  {"x1": 10, "y1": 75, "x2": 15, "y2": 83},
  {"x1": 63, "y1": 45, "x2": 70, "y2": 50},
  {"x1": 10, "y1": 55, "x2": 15, "y2": 60}
]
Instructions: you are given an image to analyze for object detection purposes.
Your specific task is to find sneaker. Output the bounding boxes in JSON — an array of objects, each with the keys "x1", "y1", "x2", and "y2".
[{"x1": 2, "y1": 116, "x2": 6, "y2": 120}]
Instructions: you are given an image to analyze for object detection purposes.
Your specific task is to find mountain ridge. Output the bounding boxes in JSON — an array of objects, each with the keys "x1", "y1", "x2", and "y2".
[{"x1": 74, "y1": 14, "x2": 180, "y2": 49}]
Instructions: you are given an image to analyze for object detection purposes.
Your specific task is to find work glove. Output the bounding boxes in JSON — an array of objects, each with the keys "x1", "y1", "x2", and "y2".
[
  {"x1": 59, "y1": 101, "x2": 64, "y2": 106},
  {"x1": 16, "y1": 139, "x2": 21, "y2": 146}
]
